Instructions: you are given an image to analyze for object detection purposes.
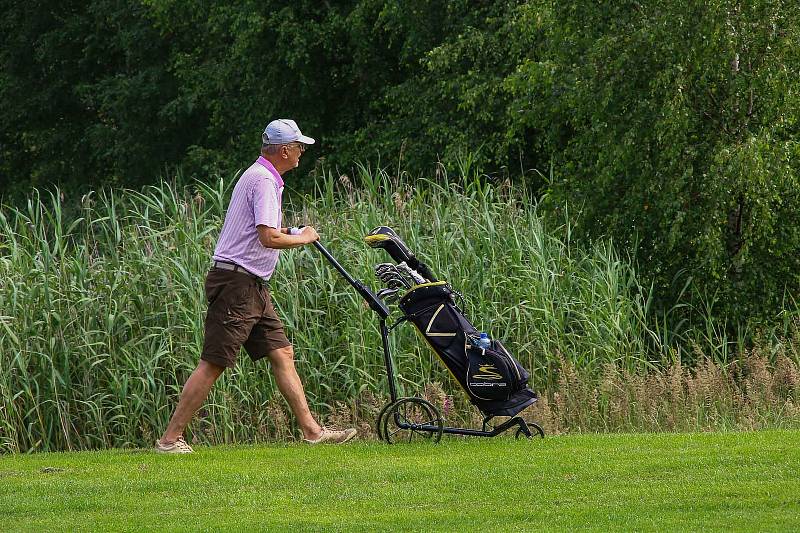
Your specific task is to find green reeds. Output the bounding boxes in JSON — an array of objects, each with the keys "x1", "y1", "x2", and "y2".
[{"x1": 1, "y1": 168, "x2": 798, "y2": 452}]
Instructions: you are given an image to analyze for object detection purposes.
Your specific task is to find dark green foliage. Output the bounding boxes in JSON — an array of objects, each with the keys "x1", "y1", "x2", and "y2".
[
  {"x1": 0, "y1": 0, "x2": 186, "y2": 195},
  {"x1": 512, "y1": 1, "x2": 800, "y2": 324},
  {"x1": 0, "y1": 1, "x2": 540, "y2": 191}
]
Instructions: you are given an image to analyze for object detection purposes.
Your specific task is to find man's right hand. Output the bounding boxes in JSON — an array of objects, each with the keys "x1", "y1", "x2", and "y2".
[{"x1": 301, "y1": 226, "x2": 320, "y2": 244}]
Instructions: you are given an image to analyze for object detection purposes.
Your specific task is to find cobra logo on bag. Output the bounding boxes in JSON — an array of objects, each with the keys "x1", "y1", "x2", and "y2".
[
  {"x1": 466, "y1": 344, "x2": 517, "y2": 401},
  {"x1": 472, "y1": 364, "x2": 503, "y2": 381}
]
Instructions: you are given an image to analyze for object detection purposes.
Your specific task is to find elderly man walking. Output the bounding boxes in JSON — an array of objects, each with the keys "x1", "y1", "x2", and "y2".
[{"x1": 156, "y1": 119, "x2": 357, "y2": 453}]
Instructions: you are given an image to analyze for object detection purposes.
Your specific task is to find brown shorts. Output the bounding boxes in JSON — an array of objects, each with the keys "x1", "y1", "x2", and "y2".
[{"x1": 200, "y1": 268, "x2": 291, "y2": 368}]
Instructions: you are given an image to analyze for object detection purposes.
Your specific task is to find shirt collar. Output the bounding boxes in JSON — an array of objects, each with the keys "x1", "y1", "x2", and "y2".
[{"x1": 256, "y1": 156, "x2": 284, "y2": 188}]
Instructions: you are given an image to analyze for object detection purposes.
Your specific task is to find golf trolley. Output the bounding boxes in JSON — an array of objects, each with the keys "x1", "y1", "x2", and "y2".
[{"x1": 310, "y1": 226, "x2": 544, "y2": 443}]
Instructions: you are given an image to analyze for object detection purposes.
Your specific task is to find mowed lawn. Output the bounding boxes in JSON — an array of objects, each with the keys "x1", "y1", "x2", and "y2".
[{"x1": 1, "y1": 430, "x2": 798, "y2": 532}]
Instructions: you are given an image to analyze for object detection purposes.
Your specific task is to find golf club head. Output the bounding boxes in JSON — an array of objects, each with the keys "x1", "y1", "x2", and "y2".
[
  {"x1": 387, "y1": 275, "x2": 410, "y2": 290},
  {"x1": 364, "y1": 226, "x2": 414, "y2": 264},
  {"x1": 375, "y1": 262, "x2": 397, "y2": 273},
  {"x1": 365, "y1": 227, "x2": 439, "y2": 283},
  {"x1": 377, "y1": 288, "x2": 400, "y2": 303},
  {"x1": 375, "y1": 266, "x2": 410, "y2": 290},
  {"x1": 375, "y1": 263, "x2": 403, "y2": 283}
]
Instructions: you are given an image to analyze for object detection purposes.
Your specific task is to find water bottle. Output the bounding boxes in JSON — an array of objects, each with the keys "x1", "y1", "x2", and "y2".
[{"x1": 475, "y1": 332, "x2": 491, "y2": 350}]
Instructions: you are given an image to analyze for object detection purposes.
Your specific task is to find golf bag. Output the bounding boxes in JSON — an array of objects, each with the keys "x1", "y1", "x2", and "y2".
[
  {"x1": 397, "y1": 282, "x2": 537, "y2": 417},
  {"x1": 307, "y1": 225, "x2": 547, "y2": 441}
]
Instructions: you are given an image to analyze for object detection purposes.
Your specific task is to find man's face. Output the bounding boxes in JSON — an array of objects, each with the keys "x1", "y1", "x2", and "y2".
[{"x1": 285, "y1": 142, "x2": 305, "y2": 169}]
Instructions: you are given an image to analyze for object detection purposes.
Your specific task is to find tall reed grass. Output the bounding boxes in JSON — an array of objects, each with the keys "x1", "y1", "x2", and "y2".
[{"x1": 1, "y1": 168, "x2": 798, "y2": 452}]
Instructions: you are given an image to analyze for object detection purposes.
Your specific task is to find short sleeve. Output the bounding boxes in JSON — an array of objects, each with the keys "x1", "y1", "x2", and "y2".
[{"x1": 251, "y1": 177, "x2": 280, "y2": 228}]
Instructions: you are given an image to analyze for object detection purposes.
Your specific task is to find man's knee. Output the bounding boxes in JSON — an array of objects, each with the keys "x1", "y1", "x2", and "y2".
[
  {"x1": 268, "y1": 345, "x2": 295, "y2": 367},
  {"x1": 198, "y1": 359, "x2": 226, "y2": 379}
]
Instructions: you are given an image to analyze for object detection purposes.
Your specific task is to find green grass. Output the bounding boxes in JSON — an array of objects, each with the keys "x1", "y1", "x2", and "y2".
[{"x1": 1, "y1": 430, "x2": 798, "y2": 532}]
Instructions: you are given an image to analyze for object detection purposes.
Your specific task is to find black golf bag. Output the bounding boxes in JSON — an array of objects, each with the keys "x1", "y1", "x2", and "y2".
[{"x1": 367, "y1": 227, "x2": 538, "y2": 418}]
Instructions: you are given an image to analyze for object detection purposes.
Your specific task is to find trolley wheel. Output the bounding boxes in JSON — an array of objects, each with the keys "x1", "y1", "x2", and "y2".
[
  {"x1": 375, "y1": 401, "x2": 396, "y2": 441},
  {"x1": 383, "y1": 397, "x2": 443, "y2": 444},
  {"x1": 515, "y1": 422, "x2": 545, "y2": 439}
]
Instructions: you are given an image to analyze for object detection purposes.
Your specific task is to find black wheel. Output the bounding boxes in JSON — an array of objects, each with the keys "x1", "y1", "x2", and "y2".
[
  {"x1": 382, "y1": 397, "x2": 443, "y2": 444},
  {"x1": 515, "y1": 422, "x2": 545, "y2": 439},
  {"x1": 375, "y1": 401, "x2": 396, "y2": 441}
]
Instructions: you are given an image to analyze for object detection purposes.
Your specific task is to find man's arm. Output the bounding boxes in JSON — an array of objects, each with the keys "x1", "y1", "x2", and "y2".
[{"x1": 257, "y1": 225, "x2": 319, "y2": 249}]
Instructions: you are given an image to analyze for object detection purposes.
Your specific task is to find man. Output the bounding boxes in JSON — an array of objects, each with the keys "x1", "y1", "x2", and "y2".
[{"x1": 156, "y1": 119, "x2": 357, "y2": 453}]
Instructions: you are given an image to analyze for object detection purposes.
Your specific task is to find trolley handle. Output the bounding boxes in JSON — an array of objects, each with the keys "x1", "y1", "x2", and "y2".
[{"x1": 294, "y1": 227, "x2": 390, "y2": 319}]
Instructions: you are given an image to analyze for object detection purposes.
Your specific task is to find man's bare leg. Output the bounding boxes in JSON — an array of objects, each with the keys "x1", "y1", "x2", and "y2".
[
  {"x1": 159, "y1": 359, "x2": 225, "y2": 444},
  {"x1": 267, "y1": 345, "x2": 324, "y2": 440}
]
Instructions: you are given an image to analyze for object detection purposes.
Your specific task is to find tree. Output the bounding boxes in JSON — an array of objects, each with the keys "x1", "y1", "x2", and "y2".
[
  {"x1": 0, "y1": 0, "x2": 185, "y2": 196},
  {"x1": 507, "y1": 0, "x2": 800, "y2": 323}
]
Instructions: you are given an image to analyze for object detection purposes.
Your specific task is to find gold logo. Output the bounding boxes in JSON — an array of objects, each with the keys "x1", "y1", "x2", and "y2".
[{"x1": 472, "y1": 365, "x2": 502, "y2": 380}]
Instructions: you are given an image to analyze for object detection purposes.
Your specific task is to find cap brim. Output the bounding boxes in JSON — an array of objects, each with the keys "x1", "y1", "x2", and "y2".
[{"x1": 297, "y1": 134, "x2": 315, "y2": 145}]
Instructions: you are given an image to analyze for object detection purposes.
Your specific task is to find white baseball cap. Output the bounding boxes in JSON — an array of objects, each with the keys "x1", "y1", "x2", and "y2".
[{"x1": 261, "y1": 119, "x2": 315, "y2": 146}]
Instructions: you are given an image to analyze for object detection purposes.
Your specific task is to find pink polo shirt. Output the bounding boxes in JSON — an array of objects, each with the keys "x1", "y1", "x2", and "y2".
[{"x1": 212, "y1": 157, "x2": 284, "y2": 279}]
